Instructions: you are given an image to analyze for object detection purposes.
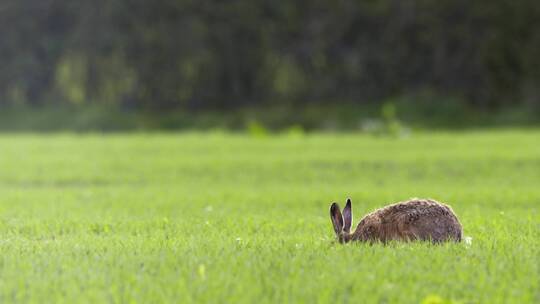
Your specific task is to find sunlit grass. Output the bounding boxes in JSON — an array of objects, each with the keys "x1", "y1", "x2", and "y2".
[{"x1": 0, "y1": 130, "x2": 538, "y2": 303}]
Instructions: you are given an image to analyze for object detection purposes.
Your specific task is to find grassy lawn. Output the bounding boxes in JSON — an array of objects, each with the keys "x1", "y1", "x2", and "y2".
[{"x1": 0, "y1": 130, "x2": 538, "y2": 303}]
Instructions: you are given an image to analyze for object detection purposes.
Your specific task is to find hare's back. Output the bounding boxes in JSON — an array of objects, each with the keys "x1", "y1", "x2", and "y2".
[{"x1": 375, "y1": 199, "x2": 462, "y2": 242}]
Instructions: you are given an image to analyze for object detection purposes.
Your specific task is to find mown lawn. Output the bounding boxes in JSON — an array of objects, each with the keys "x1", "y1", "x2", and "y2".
[{"x1": 0, "y1": 130, "x2": 538, "y2": 303}]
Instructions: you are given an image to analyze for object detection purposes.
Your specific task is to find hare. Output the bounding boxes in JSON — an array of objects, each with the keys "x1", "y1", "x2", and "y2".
[{"x1": 330, "y1": 198, "x2": 462, "y2": 243}]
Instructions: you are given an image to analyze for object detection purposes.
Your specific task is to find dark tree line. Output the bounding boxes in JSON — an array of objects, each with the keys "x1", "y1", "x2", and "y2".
[{"x1": 1, "y1": 0, "x2": 539, "y2": 110}]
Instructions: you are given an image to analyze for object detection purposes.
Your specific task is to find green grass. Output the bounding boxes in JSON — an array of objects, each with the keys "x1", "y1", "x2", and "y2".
[{"x1": 0, "y1": 130, "x2": 538, "y2": 303}]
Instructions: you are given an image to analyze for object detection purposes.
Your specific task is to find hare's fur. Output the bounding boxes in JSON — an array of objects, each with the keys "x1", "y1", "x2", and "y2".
[{"x1": 330, "y1": 198, "x2": 462, "y2": 243}]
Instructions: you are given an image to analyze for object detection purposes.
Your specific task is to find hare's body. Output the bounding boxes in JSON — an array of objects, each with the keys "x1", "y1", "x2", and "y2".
[
  {"x1": 330, "y1": 198, "x2": 462, "y2": 243},
  {"x1": 353, "y1": 199, "x2": 462, "y2": 242}
]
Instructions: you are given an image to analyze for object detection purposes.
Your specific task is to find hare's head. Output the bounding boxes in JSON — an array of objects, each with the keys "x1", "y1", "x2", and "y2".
[{"x1": 329, "y1": 198, "x2": 353, "y2": 243}]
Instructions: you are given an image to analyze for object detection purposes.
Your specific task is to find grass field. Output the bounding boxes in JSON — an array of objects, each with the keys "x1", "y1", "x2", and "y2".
[{"x1": 0, "y1": 130, "x2": 538, "y2": 303}]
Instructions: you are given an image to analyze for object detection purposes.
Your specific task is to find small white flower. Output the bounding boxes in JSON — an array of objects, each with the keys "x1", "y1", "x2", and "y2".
[{"x1": 464, "y1": 236, "x2": 473, "y2": 246}]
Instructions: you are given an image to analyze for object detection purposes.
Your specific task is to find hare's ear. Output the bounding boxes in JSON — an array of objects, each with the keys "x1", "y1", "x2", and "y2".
[
  {"x1": 330, "y1": 202, "x2": 344, "y2": 235},
  {"x1": 342, "y1": 198, "x2": 352, "y2": 233}
]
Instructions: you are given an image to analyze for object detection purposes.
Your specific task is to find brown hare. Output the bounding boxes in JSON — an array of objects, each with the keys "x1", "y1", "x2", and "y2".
[{"x1": 330, "y1": 198, "x2": 462, "y2": 243}]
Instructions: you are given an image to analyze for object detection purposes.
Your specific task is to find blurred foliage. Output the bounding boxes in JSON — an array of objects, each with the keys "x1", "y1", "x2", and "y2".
[
  {"x1": 246, "y1": 120, "x2": 269, "y2": 137},
  {"x1": 0, "y1": 103, "x2": 538, "y2": 132},
  {"x1": 0, "y1": 0, "x2": 539, "y2": 114}
]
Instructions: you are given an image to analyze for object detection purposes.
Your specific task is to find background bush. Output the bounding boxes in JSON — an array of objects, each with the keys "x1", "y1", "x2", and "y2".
[{"x1": 1, "y1": 0, "x2": 539, "y2": 115}]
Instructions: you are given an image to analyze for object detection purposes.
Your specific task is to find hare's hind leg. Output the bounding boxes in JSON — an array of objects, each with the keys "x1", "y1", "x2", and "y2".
[{"x1": 410, "y1": 216, "x2": 461, "y2": 242}]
